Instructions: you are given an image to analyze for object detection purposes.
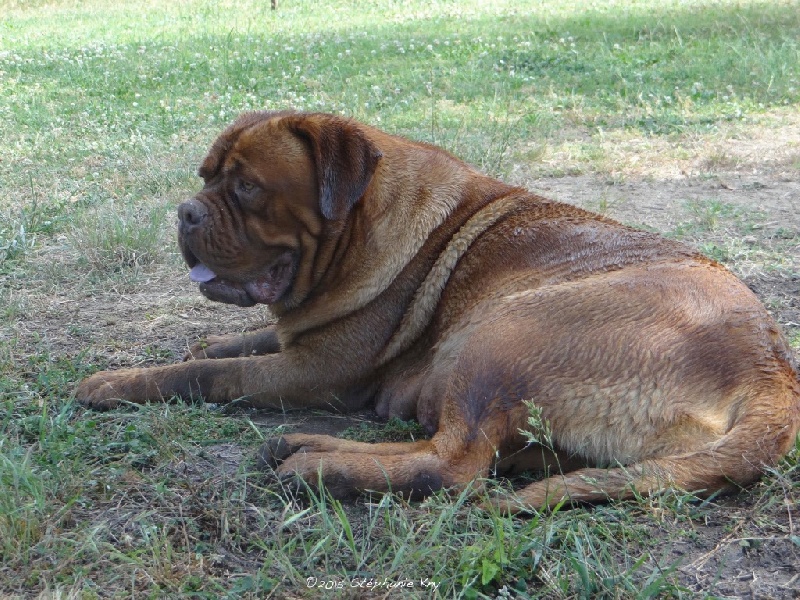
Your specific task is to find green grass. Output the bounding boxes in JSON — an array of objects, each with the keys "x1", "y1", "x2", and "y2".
[
  {"x1": 1, "y1": 0, "x2": 799, "y2": 597},
  {"x1": 3, "y1": 0, "x2": 800, "y2": 219}
]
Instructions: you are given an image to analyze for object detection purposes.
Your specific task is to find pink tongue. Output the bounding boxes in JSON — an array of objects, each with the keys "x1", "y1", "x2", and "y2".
[{"x1": 189, "y1": 263, "x2": 217, "y2": 283}]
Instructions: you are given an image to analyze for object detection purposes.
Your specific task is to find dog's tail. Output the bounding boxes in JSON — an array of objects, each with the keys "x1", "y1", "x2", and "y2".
[{"x1": 499, "y1": 377, "x2": 800, "y2": 512}]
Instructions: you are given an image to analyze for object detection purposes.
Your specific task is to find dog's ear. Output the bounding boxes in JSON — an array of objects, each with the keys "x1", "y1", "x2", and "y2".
[{"x1": 286, "y1": 114, "x2": 383, "y2": 221}]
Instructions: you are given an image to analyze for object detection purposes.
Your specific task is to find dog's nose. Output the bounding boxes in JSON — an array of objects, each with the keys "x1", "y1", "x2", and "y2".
[{"x1": 178, "y1": 199, "x2": 208, "y2": 234}]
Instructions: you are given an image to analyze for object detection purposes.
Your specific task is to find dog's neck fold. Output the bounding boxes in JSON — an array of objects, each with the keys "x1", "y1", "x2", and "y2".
[
  {"x1": 375, "y1": 190, "x2": 531, "y2": 366},
  {"x1": 276, "y1": 140, "x2": 517, "y2": 357}
]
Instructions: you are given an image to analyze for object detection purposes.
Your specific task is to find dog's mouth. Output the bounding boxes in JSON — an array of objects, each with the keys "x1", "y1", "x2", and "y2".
[{"x1": 187, "y1": 251, "x2": 297, "y2": 307}]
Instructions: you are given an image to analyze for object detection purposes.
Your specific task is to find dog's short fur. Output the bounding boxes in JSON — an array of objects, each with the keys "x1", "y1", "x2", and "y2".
[{"x1": 77, "y1": 111, "x2": 800, "y2": 511}]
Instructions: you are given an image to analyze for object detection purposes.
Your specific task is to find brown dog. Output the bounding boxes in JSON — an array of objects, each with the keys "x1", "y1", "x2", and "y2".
[{"x1": 76, "y1": 111, "x2": 800, "y2": 511}]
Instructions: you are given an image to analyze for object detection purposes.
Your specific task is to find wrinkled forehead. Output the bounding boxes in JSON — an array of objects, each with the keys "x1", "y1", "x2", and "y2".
[{"x1": 198, "y1": 110, "x2": 297, "y2": 181}]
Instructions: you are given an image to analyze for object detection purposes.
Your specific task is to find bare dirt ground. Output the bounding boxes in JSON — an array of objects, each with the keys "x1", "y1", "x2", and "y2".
[{"x1": 5, "y1": 138, "x2": 799, "y2": 597}]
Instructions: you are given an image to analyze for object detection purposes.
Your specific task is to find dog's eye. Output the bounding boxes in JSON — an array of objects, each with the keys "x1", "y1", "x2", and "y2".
[
  {"x1": 233, "y1": 179, "x2": 263, "y2": 210},
  {"x1": 234, "y1": 180, "x2": 259, "y2": 205}
]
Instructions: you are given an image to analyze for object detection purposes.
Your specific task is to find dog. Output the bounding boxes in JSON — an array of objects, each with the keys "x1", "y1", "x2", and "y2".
[{"x1": 76, "y1": 111, "x2": 800, "y2": 511}]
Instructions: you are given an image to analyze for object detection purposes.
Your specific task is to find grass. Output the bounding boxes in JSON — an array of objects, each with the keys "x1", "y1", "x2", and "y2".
[
  {"x1": 1, "y1": 0, "x2": 799, "y2": 597},
  {"x1": 71, "y1": 200, "x2": 173, "y2": 273}
]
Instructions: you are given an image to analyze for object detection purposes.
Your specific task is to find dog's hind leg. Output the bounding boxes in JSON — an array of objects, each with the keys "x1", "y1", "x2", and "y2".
[
  {"x1": 259, "y1": 419, "x2": 504, "y2": 500},
  {"x1": 493, "y1": 383, "x2": 800, "y2": 513}
]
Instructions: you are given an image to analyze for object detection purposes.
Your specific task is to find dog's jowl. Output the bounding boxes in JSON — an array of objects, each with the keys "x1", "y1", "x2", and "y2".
[{"x1": 76, "y1": 111, "x2": 800, "y2": 511}]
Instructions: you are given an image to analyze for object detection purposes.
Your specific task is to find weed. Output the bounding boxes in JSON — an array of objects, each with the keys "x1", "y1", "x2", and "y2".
[
  {"x1": 522, "y1": 400, "x2": 554, "y2": 450},
  {"x1": 686, "y1": 199, "x2": 739, "y2": 232},
  {"x1": 0, "y1": 196, "x2": 63, "y2": 267},
  {"x1": 340, "y1": 417, "x2": 429, "y2": 443},
  {"x1": 70, "y1": 201, "x2": 173, "y2": 273}
]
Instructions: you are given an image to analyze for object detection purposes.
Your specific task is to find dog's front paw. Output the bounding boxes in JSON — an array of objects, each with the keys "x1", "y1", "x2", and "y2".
[{"x1": 75, "y1": 369, "x2": 147, "y2": 410}]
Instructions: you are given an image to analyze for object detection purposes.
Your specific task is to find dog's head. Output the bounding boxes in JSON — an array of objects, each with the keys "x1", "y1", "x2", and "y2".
[{"x1": 178, "y1": 111, "x2": 382, "y2": 308}]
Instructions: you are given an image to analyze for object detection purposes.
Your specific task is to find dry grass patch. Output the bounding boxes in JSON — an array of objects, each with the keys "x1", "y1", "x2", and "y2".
[{"x1": 519, "y1": 108, "x2": 800, "y2": 182}]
